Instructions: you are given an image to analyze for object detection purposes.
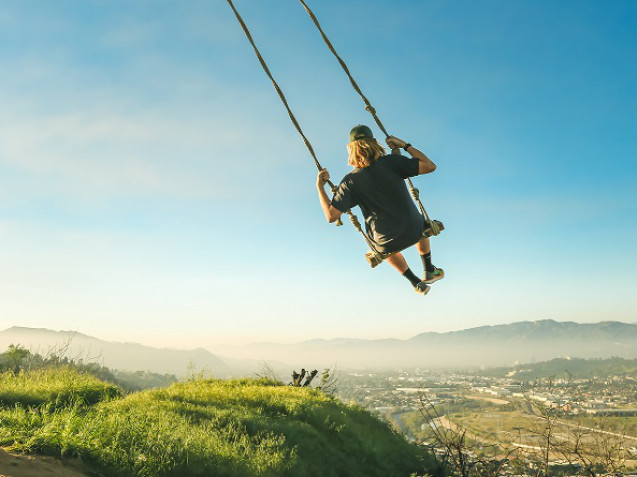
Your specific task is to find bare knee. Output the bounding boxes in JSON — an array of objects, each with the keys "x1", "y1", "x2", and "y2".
[
  {"x1": 416, "y1": 237, "x2": 431, "y2": 255},
  {"x1": 385, "y1": 252, "x2": 408, "y2": 274}
]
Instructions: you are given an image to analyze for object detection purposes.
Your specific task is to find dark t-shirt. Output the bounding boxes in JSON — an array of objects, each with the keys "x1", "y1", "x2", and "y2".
[{"x1": 331, "y1": 154, "x2": 424, "y2": 254}]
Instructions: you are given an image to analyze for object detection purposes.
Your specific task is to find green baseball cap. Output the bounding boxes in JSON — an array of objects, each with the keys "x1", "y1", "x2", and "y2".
[{"x1": 349, "y1": 124, "x2": 373, "y2": 142}]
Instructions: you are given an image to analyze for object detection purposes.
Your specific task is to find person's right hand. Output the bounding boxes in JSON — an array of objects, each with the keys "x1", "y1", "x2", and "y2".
[
  {"x1": 386, "y1": 135, "x2": 407, "y2": 150},
  {"x1": 317, "y1": 168, "x2": 330, "y2": 187}
]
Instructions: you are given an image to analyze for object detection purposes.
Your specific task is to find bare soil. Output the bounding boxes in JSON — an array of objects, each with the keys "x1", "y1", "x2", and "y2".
[{"x1": 0, "y1": 448, "x2": 92, "y2": 477}]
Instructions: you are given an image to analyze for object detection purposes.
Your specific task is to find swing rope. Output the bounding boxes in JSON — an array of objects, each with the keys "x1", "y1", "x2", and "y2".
[
  {"x1": 225, "y1": 0, "x2": 322, "y2": 175},
  {"x1": 297, "y1": 0, "x2": 439, "y2": 230},
  {"x1": 225, "y1": 0, "x2": 382, "y2": 254}
]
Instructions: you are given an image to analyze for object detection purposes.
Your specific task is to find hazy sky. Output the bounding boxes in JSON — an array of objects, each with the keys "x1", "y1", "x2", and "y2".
[{"x1": 1, "y1": 0, "x2": 635, "y2": 348}]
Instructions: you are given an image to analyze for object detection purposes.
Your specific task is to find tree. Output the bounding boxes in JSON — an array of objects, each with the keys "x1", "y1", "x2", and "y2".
[{"x1": 3, "y1": 344, "x2": 31, "y2": 373}]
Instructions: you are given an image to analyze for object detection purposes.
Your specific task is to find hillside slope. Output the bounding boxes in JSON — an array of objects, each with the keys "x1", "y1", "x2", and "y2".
[
  {"x1": 0, "y1": 368, "x2": 436, "y2": 477},
  {"x1": 482, "y1": 356, "x2": 637, "y2": 380},
  {"x1": 0, "y1": 326, "x2": 230, "y2": 377}
]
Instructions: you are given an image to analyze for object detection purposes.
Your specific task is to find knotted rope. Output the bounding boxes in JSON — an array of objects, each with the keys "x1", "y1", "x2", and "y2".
[
  {"x1": 226, "y1": 0, "x2": 385, "y2": 252},
  {"x1": 297, "y1": 0, "x2": 437, "y2": 230}
]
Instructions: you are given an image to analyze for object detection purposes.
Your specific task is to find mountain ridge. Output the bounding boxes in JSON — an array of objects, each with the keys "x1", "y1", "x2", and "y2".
[
  {"x1": 4, "y1": 319, "x2": 637, "y2": 372},
  {"x1": 0, "y1": 326, "x2": 231, "y2": 377},
  {"x1": 219, "y1": 319, "x2": 637, "y2": 369}
]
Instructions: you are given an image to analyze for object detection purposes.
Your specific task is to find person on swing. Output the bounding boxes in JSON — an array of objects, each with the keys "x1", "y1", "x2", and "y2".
[{"x1": 317, "y1": 125, "x2": 444, "y2": 295}]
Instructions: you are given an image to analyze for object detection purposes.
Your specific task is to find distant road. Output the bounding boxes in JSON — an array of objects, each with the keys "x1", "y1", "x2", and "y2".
[
  {"x1": 391, "y1": 411, "x2": 417, "y2": 442},
  {"x1": 526, "y1": 414, "x2": 637, "y2": 441}
]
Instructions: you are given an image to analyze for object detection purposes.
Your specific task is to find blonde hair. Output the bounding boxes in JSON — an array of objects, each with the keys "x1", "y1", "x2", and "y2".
[{"x1": 347, "y1": 137, "x2": 386, "y2": 168}]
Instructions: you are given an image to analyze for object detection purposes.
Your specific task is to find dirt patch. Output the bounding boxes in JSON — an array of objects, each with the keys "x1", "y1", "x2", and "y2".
[
  {"x1": 465, "y1": 394, "x2": 510, "y2": 405},
  {"x1": 0, "y1": 447, "x2": 92, "y2": 477}
]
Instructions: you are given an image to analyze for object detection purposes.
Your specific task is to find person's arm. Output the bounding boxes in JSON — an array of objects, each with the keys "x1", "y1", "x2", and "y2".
[
  {"x1": 386, "y1": 135, "x2": 436, "y2": 174},
  {"x1": 317, "y1": 168, "x2": 344, "y2": 223}
]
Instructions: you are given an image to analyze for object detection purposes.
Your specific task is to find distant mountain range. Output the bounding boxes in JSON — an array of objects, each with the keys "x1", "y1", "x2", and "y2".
[
  {"x1": 3, "y1": 320, "x2": 637, "y2": 374},
  {"x1": 217, "y1": 320, "x2": 637, "y2": 370},
  {"x1": 0, "y1": 327, "x2": 231, "y2": 377}
]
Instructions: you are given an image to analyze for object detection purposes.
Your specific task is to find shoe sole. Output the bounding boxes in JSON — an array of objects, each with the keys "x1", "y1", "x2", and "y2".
[{"x1": 423, "y1": 273, "x2": 445, "y2": 285}]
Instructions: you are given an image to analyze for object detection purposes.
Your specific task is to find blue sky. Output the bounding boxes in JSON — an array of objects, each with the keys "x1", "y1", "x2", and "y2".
[{"x1": 0, "y1": 0, "x2": 635, "y2": 348}]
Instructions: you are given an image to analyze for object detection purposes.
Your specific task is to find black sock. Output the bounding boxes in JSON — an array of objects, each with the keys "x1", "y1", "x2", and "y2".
[
  {"x1": 421, "y1": 252, "x2": 434, "y2": 273},
  {"x1": 403, "y1": 268, "x2": 421, "y2": 287}
]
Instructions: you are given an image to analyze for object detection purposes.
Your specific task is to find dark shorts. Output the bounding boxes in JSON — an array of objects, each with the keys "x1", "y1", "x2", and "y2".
[{"x1": 372, "y1": 217, "x2": 425, "y2": 255}]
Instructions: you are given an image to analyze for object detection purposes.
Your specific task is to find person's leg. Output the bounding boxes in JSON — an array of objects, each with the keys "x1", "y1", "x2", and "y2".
[
  {"x1": 416, "y1": 236, "x2": 445, "y2": 283},
  {"x1": 415, "y1": 237, "x2": 431, "y2": 256},
  {"x1": 386, "y1": 252, "x2": 430, "y2": 294},
  {"x1": 385, "y1": 252, "x2": 409, "y2": 274}
]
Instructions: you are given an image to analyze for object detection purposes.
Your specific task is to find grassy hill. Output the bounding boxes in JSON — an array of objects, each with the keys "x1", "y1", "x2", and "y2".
[
  {"x1": 0, "y1": 367, "x2": 438, "y2": 477},
  {"x1": 480, "y1": 356, "x2": 637, "y2": 380}
]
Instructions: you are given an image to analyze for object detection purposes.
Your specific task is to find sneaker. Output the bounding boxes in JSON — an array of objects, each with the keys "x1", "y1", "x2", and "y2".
[
  {"x1": 423, "y1": 267, "x2": 445, "y2": 284},
  {"x1": 414, "y1": 281, "x2": 431, "y2": 295}
]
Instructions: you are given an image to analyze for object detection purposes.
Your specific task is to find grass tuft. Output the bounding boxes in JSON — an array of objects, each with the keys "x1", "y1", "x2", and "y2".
[{"x1": 0, "y1": 366, "x2": 122, "y2": 407}]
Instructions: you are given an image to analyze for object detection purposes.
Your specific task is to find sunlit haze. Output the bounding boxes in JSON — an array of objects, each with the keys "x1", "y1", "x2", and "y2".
[{"x1": 1, "y1": 1, "x2": 635, "y2": 349}]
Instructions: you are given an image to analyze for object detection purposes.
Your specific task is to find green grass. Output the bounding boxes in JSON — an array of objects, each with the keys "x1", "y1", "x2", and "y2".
[
  {"x1": 0, "y1": 366, "x2": 122, "y2": 407},
  {"x1": 0, "y1": 368, "x2": 437, "y2": 477}
]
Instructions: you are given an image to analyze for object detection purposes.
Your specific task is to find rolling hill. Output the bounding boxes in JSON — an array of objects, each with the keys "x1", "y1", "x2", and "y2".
[{"x1": 0, "y1": 326, "x2": 231, "y2": 377}]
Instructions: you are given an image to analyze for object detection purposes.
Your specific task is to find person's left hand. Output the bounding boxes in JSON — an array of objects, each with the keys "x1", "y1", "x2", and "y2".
[
  {"x1": 386, "y1": 135, "x2": 406, "y2": 150},
  {"x1": 317, "y1": 168, "x2": 330, "y2": 187}
]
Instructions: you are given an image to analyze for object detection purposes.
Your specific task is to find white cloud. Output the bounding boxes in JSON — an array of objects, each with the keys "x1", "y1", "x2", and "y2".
[
  {"x1": 0, "y1": 89, "x2": 300, "y2": 203},
  {"x1": 1, "y1": 112, "x2": 211, "y2": 198},
  {"x1": 0, "y1": 13, "x2": 313, "y2": 203},
  {"x1": 99, "y1": 20, "x2": 162, "y2": 50}
]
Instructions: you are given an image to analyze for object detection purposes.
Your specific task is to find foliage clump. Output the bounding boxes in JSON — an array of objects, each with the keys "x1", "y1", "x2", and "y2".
[
  {"x1": 0, "y1": 366, "x2": 121, "y2": 407},
  {"x1": 0, "y1": 344, "x2": 177, "y2": 392}
]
